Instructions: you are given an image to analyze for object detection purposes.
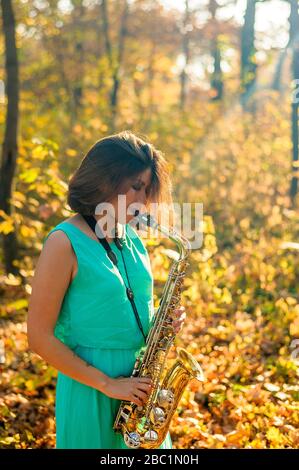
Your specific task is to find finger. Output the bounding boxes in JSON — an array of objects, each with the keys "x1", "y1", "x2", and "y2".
[
  {"x1": 173, "y1": 322, "x2": 183, "y2": 332},
  {"x1": 173, "y1": 307, "x2": 185, "y2": 317},
  {"x1": 174, "y1": 306, "x2": 185, "y2": 312},
  {"x1": 131, "y1": 379, "x2": 152, "y2": 391},
  {"x1": 136, "y1": 382, "x2": 153, "y2": 393},
  {"x1": 136, "y1": 388, "x2": 149, "y2": 398},
  {"x1": 173, "y1": 314, "x2": 186, "y2": 324},
  {"x1": 173, "y1": 316, "x2": 186, "y2": 326},
  {"x1": 135, "y1": 389, "x2": 149, "y2": 404},
  {"x1": 173, "y1": 323, "x2": 182, "y2": 330},
  {"x1": 132, "y1": 396, "x2": 143, "y2": 407},
  {"x1": 134, "y1": 377, "x2": 152, "y2": 384}
]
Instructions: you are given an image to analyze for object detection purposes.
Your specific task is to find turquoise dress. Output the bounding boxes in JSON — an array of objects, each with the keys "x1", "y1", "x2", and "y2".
[{"x1": 44, "y1": 221, "x2": 172, "y2": 449}]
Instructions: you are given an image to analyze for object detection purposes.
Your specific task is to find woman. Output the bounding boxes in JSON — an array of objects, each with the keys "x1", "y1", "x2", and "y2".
[{"x1": 27, "y1": 130, "x2": 186, "y2": 449}]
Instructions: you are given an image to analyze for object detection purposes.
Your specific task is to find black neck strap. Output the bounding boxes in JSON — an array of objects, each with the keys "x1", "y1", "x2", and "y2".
[
  {"x1": 83, "y1": 215, "x2": 119, "y2": 266},
  {"x1": 82, "y1": 215, "x2": 147, "y2": 343}
]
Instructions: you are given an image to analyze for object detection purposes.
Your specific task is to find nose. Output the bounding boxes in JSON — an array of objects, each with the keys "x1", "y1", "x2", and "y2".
[{"x1": 136, "y1": 188, "x2": 147, "y2": 206}]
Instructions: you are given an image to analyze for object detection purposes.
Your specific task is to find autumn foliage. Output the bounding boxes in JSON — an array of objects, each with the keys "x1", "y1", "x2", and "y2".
[{"x1": 0, "y1": 0, "x2": 299, "y2": 450}]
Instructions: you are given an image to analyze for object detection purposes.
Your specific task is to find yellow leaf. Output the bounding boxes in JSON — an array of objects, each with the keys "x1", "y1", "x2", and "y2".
[
  {"x1": 266, "y1": 427, "x2": 285, "y2": 446},
  {"x1": 20, "y1": 225, "x2": 33, "y2": 238},
  {"x1": 66, "y1": 148, "x2": 77, "y2": 157},
  {"x1": 25, "y1": 379, "x2": 35, "y2": 391},
  {"x1": 0, "y1": 220, "x2": 14, "y2": 234},
  {"x1": 20, "y1": 168, "x2": 39, "y2": 183},
  {"x1": 6, "y1": 299, "x2": 28, "y2": 311}
]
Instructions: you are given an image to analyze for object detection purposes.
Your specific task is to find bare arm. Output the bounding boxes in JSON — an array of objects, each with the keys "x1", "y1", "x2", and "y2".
[
  {"x1": 27, "y1": 230, "x2": 111, "y2": 392},
  {"x1": 27, "y1": 230, "x2": 152, "y2": 405}
]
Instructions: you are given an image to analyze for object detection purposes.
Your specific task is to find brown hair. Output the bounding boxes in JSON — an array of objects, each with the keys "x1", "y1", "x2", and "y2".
[{"x1": 67, "y1": 130, "x2": 173, "y2": 216}]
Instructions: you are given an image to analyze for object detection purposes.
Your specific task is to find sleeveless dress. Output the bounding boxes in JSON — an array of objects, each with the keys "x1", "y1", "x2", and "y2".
[{"x1": 43, "y1": 220, "x2": 172, "y2": 449}]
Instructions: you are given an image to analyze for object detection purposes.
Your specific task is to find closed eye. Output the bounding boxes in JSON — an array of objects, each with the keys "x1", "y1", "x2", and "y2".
[{"x1": 132, "y1": 184, "x2": 150, "y2": 198}]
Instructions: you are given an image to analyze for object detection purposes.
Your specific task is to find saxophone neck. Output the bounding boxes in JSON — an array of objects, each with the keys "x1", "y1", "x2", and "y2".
[{"x1": 134, "y1": 213, "x2": 191, "y2": 261}]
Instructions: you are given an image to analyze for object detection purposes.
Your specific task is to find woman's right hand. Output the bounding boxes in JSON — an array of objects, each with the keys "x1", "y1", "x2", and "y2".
[{"x1": 104, "y1": 376, "x2": 153, "y2": 406}]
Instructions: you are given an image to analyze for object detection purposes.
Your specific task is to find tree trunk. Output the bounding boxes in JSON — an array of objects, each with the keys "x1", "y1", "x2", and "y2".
[
  {"x1": 71, "y1": 0, "x2": 85, "y2": 123},
  {"x1": 272, "y1": 46, "x2": 289, "y2": 91},
  {"x1": 240, "y1": 0, "x2": 257, "y2": 107},
  {"x1": 101, "y1": 0, "x2": 129, "y2": 131},
  {"x1": 209, "y1": 0, "x2": 223, "y2": 101},
  {"x1": 101, "y1": 0, "x2": 113, "y2": 72},
  {"x1": 289, "y1": 0, "x2": 299, "y2": 206},
  {"x1": 110, "y1": 0, "x2": 129, "y2": 131},
  {"x1": 0, "y1": 0, "x2": 19, "y2": 275}
]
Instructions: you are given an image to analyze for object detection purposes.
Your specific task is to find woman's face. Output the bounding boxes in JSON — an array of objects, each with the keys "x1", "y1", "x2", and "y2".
[{"x1": 111, "y1": 167, "x2": 152, "y2": 224}]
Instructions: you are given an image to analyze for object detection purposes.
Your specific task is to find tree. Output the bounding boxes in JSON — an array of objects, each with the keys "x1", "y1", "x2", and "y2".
[
  {"x1": 101, "y1": 0, "x2": 130, "y2": 131},
  {"x1": 70, "y1": 0, "x2": 86, "y2": 122},
  {"x1": 0, "y1": 0, "x2": 19, "y2": 274},
  {"x1": 289, "y1": 0, "x2": 299, "y2": 206},
  {"x1": 240, "y1": 0, "x2": 257, "y2": 106},
  {"x1": 209, "y1": 0, "x2": 223, "y2": 101}
]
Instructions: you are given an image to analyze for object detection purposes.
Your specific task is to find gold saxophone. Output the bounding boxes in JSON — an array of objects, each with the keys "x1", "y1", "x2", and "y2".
[{"x1": 113, "y1": 213, "x2": 204, "y2": 449}]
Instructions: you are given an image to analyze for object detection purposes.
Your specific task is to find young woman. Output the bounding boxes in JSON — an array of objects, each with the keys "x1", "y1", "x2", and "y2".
[{"x1": 27, "y1": 130, "x2": 186, "y2": 449}]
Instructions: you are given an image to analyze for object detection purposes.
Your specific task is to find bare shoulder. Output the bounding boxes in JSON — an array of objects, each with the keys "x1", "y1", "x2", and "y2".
[
  {"x1": 43, "y1": 228, "x2": 73, "y2": 253},
  {"x1": 36, "y1": 228, "x2": 75, "y2": 277},
  {"x1": 43, "y1": 214, "x2": 80, "y2": 249}
]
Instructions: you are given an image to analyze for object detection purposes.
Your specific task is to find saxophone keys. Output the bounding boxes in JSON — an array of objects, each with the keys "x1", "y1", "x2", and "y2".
[
  {"x1": 124, "y1": 431, "x2": 141, "y2": 449},
  {"x1": 144, "y1": 430, "x2": 158, "y2": 443},
  {"x1": 120, "y1": 406, "x2": 132, "y2": 422},
  {"x1": 157, "y1": 389, "x2": 175, "y2": 408},
  {"x1": 150, "y1": 407, "x2": 166, "y2": 426}
]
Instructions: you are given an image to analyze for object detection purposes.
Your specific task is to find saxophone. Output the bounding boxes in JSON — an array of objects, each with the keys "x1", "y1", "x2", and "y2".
[{"x1": 113, "y1": 213, "x2": 205, "y2": 449}]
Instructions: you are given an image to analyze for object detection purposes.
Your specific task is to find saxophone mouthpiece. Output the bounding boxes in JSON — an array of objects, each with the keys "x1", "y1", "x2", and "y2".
[
  {"x1": 133, "y1": 211, "x2": 154, "y2": 229},
  {"x1": 134, "y1": 210, "x2": 140, "y2": 230},
  {"x1": 146, "y1": 214, "x2": 152, "y2": 227}
]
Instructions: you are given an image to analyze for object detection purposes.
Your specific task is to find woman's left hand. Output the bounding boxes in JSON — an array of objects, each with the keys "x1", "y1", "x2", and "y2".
[{"x1": 172, "y1": 306, "x2": 186, "y2": 334}]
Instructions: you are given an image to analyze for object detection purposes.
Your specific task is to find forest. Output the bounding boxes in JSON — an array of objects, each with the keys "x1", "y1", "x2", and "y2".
[{"x1": 0, "y1": 0, "x2": 298, "y2": 449}]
